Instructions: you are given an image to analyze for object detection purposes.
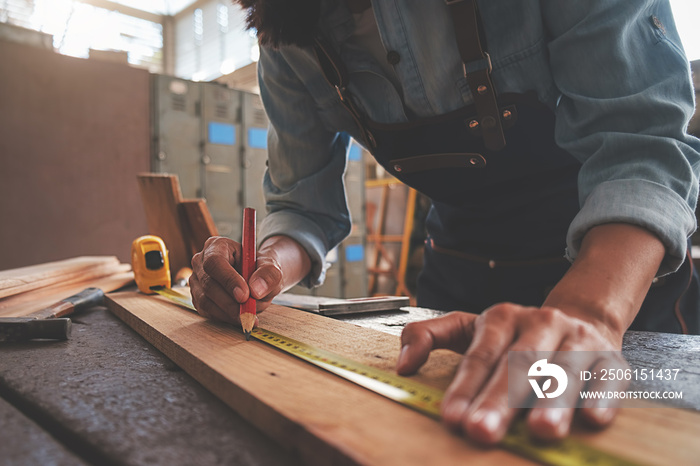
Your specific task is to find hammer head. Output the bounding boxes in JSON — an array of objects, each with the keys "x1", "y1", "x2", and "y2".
[{"x1": 0, "y1": 318, "x2": 72, "y2": 342}]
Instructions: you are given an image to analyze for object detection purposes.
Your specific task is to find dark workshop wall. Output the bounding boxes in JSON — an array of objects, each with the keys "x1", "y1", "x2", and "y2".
[{"x1": 0, "y1": 40, "x2": 150, "y2": 269}]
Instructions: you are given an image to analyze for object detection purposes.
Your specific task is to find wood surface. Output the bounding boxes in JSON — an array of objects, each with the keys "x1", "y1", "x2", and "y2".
[
  {"x1": 0, "y1": 256, "x2": 123, "y2": 299},
  {"x1": 179, "y1": 199, "x2": 219, "y2": 256},
  {"x1": 0, "y1": 269, "x2": 134, "y2": 318},
  {"x1": 137, "y1": 174, "x2": 192, "y2": 277},
  {"x1": 105, "y1": 291, "x2": 700, "y2": 466}
]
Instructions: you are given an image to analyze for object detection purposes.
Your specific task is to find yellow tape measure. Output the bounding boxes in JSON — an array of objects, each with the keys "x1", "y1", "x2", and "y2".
[{"x1": 152, "y1": 287, "x2": 640, "y2": 466}]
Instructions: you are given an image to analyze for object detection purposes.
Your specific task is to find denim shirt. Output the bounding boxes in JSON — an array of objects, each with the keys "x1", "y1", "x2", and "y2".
[{"x1": 257, "y1": 0, "x2": 700, "y2": 287}]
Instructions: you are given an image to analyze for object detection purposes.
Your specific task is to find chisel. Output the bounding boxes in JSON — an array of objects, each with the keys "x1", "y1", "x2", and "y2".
[{"x1": 0, "y1": 287, "x2": 105, "y2": 342}]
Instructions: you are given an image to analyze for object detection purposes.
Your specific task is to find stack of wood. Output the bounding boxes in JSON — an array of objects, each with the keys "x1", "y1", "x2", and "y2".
[{"x1": 0, "y1": 256, "x2": 133, "y2": 318}]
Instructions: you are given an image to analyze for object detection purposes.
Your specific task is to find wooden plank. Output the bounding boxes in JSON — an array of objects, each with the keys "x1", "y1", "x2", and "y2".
[
  {"x1": 0, "y1": 256, "x2": 122, "y2": 299},
  {"x1": 137, "y1": 174, "x2": 191, "y2": 277},
  {"x1": 179, "y1": 199, "x2": 219, "y2": 256},
  {"x1": 0, "y1": 268, "x2": 134, "y2": 318},
  {"x1": 105, "y1": 291, "x2": 700, "y2": 466}
]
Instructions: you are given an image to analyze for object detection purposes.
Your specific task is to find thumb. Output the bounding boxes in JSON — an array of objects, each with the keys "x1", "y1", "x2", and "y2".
[{"x1": 248, "y1": 256, "x2": 284, "y2": 300}]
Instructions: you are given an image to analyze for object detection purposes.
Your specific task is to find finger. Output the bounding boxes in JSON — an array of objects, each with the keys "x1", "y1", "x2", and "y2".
[
  {"x1": 526, "y1": 322, "x2": 617, "y2": 440},
  {"x1": 197, "y1": 294, "x2": 240, "y2": 324},
  {"x1": 527, "y1": 346, "x2": 595, "y2": 440},
  {"x1": 439, "y1": 305, "x2": 520, "y2": 433},
  {"x1": 189, "y1": 273, "x2": 239, "y2": 324},
  {"x1": 197, "y1": 266, "x2": 244, "y2": 321},
  {"x1": 456, "y1": 307, "x2": 568, "y2": 443},
  {"x1": 189, "y1": 272, "x2": 211, "y2": 319},
  {"x1": 397, "y1": 312, "x2": 478, "y2": 376},
  {"x1": 200, "y1": 237, "x2": 248, "y2": 303},
  {"x1": 579, "y1": 354, "x2": 628, "y2": 428}
]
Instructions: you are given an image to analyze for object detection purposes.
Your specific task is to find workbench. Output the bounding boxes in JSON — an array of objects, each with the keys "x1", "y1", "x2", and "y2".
[{"x1": 2, "y1": 299, "x2": 699, "y2": 465}]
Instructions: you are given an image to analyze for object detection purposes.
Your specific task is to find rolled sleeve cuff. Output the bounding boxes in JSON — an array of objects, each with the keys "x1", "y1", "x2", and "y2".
[
  {"x1": 566, "y1": 180, "x2": 696, "y2": 276},
  {"x1": 259, "y1": 210, "x2": 330, "y2": 288}
]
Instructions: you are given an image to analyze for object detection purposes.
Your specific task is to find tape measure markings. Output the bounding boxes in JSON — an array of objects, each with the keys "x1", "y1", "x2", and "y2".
[
  {"x1": 251, "y1": 327, "x2": 444, "y2": 418},
  {"x1": 151, "y1": 287, "x2": 641, "y2": 466}
]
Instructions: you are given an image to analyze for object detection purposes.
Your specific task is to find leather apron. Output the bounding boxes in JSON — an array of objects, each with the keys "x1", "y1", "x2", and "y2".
[{"x1": 311, "y1": 0, "x2": 699, "y2": 334}]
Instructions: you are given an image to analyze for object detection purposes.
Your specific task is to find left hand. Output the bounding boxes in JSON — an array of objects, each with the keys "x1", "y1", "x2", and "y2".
[{"x1": 397, "y1": 304, "x2": 624, "y2": 444}]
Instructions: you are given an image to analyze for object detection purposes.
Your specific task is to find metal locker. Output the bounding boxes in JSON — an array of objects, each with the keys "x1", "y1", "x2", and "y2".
[
  {"x1": 342, "y1": 237, "x2": 367, "y2": 298},
  {"x1": 150, "y1": 75, "x2": 201, "y2": 199},
  {"x1": 201, "y1": 83, "x2": 243, "y2": 239},
  {"x1": 151, "y1": 77, "x2": 369, "y2": 298},
  {"x1": 241, "y1": 91, "x2": 269, "y2": 231}
]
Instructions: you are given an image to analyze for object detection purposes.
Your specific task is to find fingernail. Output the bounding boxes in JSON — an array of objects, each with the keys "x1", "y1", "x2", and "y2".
[
  {"x1": 592, "y1": 407, "x2": 614, "y2": 423},
  {"x1": 397, "y1": 345, "x2": 409, "y2": 368},
  {"x1": 250, "y1": 278, "x2": 266, "y2": 298},
  {"x1": 472, "y1": 409, "x2": 501, "y2": 434},
  {"x1": 442, "y1": 398, "x2": 470, "y2": 425},
  {"x1": 544, "y1": 408, "x2": 564, "y2": 425},
  {"x1": 544, "y1": 409, "x2": 568, "y2": 436},
  {"x1": 233, "y1": 287, "x2": 246, "y2": 302}
]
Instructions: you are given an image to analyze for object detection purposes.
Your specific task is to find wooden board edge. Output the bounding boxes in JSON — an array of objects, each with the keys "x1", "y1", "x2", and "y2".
[{"x1": 105, "y1": 294, "x2": 367, "y2": 466}]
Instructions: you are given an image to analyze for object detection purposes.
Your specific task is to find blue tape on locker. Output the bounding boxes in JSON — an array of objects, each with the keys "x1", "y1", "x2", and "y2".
[
  {"x1": 208, "y1": 122, "x2": 236, "y2": 145},
  {"x1": 248, "y1": 128, "x2": 268, "y2": 149},
  {"x1": 345, "y1": 244, "x2": 364, "y2": 262}
]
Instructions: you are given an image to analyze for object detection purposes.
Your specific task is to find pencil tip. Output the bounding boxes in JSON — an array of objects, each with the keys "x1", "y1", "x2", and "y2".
[{"x1": 244, "y1": 330, "x2": 251, "y2": 341}]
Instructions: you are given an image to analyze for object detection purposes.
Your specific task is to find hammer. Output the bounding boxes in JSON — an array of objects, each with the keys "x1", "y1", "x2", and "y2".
[{"x1": 0, "y1": 287, "x2": 104, "y2": 342}]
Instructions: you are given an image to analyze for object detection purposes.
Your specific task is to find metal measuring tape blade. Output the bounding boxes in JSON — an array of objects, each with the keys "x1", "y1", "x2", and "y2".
[{"x1": 152, "y1": 287, "x2": 641, "y2": 466}]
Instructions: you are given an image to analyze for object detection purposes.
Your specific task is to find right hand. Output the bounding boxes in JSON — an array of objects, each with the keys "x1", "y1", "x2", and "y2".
[{"x1": 189, "y1": 236, "x2": 285, "y2": 324}]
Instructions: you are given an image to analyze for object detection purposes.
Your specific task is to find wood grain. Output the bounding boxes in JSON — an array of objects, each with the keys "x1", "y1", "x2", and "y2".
[
  {"x1": 0, "y1": 256, "x2": 122, "y2": 299},
  {"x1": 137, "y1": 174, "x2": 191, "y2": 277},
  {"x1": 105, "y1": 292, "x2": 700, "y2": 465},
  {"x1": 0, "y1": 269, "x2": 134, "y2": 318},
  {"x1": 179, "y1": 199, "x2": 219, "y2": 256}
]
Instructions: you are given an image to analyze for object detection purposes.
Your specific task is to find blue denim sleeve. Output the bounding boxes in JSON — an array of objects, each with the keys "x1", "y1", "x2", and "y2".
[
  {"x1": 542, "y1": 0, "x2": 700, "y2": 275},
  {"x1": 257, "y1": 46, "x2": 352, "y2": 287}
]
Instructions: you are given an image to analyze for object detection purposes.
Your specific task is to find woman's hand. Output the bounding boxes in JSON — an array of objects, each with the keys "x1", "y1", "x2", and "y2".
[
  {"x1": 189, "y1": 235, "x2": 312, "y2": 324},
  {"x1": 397, "y1": 223, "x2": 665, "y2": 444},
  {"x1": 397, "y1": 305, "x2": 624, "y2": 445}
]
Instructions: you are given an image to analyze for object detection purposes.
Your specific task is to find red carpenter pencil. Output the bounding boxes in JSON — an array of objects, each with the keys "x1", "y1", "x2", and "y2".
[{"x1": 240, "y1": 207, "x2": 256, "y2": 340}]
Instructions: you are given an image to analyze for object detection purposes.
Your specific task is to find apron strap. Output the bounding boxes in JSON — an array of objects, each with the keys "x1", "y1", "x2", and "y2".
[
  {"x1": 312, "y1": 1, "x2": 506, "y2": 152},
  {"x1": 445, "y1": 0, "x2": 506, "y2": 151},
  {"x1": 312, "y1": 35, "x2": 377, "y2": 149}
]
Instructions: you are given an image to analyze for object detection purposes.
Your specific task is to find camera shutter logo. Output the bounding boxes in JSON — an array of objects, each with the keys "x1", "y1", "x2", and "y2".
[{"x1": 528, "y1": 359, "x2": 568, "y2": 399}]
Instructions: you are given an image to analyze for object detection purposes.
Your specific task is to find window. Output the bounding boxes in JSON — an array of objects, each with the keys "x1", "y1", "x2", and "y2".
[
  {"x1": 175, "y1": 2, "x2": 256, "y2": 82},
  {"x1": 1, "y1": 0, "x2": 163, "y2": 72}
]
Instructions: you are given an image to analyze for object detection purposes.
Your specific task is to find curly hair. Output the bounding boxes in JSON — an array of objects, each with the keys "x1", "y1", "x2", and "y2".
[{"x1": 235, "y1": 0, "x2": 322, "y2": 48}]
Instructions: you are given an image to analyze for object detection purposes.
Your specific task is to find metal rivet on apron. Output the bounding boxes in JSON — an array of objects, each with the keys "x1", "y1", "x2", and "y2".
[
  {"x1": 367, "y1": 130, "x2": 377, "y2": 148},
  {"x1": 488, "y1": 260, "x2": 496, "y2": 269},
  {"x1": 393, "y1": 164, "x2": 402, "y2": 172},
  {"x1": 386, "y1": 50, "x2": 401, "y2": 65},
  {"x1": 477, "y1": 85, "x2": 488, "y2": 94},
  {"x1": 502, "y1": 109, "x2": 512, "y2": 120},
  {"x1": 482, "y1": 116, "x2": 496, "y2": 129},
  {"x1": 468, "y1": 119, "x2": 479, "y2": 129},
  {"x1": 469, "y1": 157, "x2": 480, "y2": 166}
]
